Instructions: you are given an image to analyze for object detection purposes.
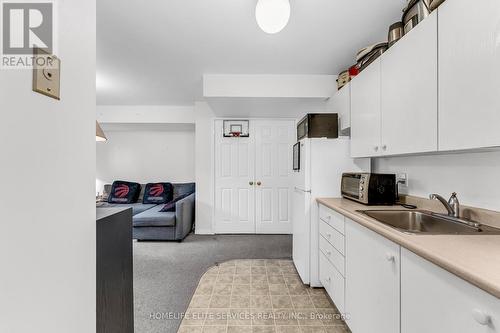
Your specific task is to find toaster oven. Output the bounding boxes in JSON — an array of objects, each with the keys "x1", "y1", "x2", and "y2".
[{"x1": 341, "y1": 173, "x2": 396, "y2": 205}]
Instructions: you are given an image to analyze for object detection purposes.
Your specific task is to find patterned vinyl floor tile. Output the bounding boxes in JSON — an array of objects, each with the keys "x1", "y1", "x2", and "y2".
[{"x1": 178, "y1": 260, "x2": 350, "y2": 333}]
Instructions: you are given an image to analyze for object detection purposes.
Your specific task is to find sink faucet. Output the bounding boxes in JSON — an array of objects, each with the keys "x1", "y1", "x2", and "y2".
[{"x1": 429, "y1": 192, "x2": 460, "y2": 218}]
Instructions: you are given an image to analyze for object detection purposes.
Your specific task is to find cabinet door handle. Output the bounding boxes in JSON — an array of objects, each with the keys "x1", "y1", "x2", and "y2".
[
  {"x1": 326, "y1": 233, "x2": 332, "y2": 239},
  {"x1": 249, "y1": 181, "x2": 254, "y2": 186},
  {"x1": 374, "y1": 146, "x2": 379, "y2": 152},
  {"x1": 382, "y1": 144, "x2": 387, "y2": 151},
  {"x1": 257, "y1": 181, "x2": 262, "y2": 186},
  {"x1": 472, "y1": 309, "x2": 491, "y2": 326},
  {"x1": 326, "y1": 251, "x2": 332, "y2": 256},
  {"x1": 386, "y1": 253, "x2": 395, "y2": 262}
]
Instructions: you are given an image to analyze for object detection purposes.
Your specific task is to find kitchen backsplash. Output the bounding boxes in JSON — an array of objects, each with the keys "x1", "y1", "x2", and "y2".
[{"x1": 373, "y1": 149, "x2": 500, "y2": 212}]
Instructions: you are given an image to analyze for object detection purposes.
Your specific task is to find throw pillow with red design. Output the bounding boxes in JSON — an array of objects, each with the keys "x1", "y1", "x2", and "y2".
[
  {"x1": 108, "y1": 181, "x2": 141, "y2": 204},
  {"x1": 143, "y1": 182, "x2": 173, "y2": 204}
]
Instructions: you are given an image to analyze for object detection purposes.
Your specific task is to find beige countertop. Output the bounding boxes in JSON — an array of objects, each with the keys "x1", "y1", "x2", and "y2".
[{"x1": 316, "y1": 197, "x2": 500, "y2": 299}]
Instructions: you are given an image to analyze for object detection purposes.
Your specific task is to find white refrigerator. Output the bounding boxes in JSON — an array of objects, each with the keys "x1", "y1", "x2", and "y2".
[{"x1": 292, "y1": 137, "x2": 370, "y2": 287}]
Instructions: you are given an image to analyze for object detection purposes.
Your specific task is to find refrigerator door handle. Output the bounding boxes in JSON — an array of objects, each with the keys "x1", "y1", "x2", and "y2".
[{"x1": 294, "y1": 187, "x2": 311, "y2": 193}]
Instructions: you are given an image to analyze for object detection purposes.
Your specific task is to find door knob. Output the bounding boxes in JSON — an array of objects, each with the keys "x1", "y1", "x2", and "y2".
[
  {"x1": 257, "y1": 181, "x2": 262, "y2": 186},
  {"x1": 249, "y1": 181, "x2": 254, "y2": 186}
]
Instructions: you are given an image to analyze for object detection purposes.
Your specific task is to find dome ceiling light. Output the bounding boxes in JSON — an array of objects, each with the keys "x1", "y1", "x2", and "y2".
[{"x1": 255, "y1": 0, "x2": 291, "y2": 34}]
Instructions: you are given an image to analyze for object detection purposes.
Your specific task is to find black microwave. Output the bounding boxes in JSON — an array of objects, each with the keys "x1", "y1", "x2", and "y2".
[
  {"x1": 297, "y1": 113, "x2": 339, "y2": 140},
  {"x1": 341, "y1": 173, "x2": 396, "y2": 205}
]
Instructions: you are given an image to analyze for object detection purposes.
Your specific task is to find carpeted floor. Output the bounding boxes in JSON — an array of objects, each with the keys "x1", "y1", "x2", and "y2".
[{"x1": 133, "y1": 234, "x2": 293, "y2": 333}]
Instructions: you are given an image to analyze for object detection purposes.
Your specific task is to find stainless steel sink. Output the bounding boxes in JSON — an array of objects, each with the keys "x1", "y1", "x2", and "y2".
[{"x1": 357, "y1": 210, "x2": 500, "y2": 235}]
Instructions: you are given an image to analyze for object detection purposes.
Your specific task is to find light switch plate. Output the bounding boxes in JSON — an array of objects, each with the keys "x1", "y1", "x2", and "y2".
[{"x1": 32, "y1": 47, "x2": 60, "y2": 100}]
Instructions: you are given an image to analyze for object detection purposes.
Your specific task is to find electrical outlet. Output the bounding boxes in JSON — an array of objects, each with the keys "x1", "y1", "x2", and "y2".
[
  {"x1": 396, "y1": 173, "x2": 408, "y2": 187},
  {"x1": 32, "y1": 47, "x2": 61, "y2": 100}
]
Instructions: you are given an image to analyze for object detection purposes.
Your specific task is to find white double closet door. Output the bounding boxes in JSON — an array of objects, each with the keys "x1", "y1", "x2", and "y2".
[{"x1": 214, "y1": 119, "x2": 295, "y2": 234}]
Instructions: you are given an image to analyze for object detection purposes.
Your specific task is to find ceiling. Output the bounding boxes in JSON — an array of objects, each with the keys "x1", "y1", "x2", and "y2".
[
  {"x1": 97, "y1": 0, "x2": 405, "y2": 106},
  {"x1": 100, "y1": 123, "x2": 195, "y2": 132},
  {"x1": 207, "y1": 97, "x2": 327, "y2": 118}
]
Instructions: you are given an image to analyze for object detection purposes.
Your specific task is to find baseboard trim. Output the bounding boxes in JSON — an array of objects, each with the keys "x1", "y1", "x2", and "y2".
[{"x1": 195, "y1": 229, "x2": 215, "y2": 235}]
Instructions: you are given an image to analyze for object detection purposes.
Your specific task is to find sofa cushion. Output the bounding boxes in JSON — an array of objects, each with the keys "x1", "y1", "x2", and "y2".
[
  {"x1": 159, "y1": 193, "x2": 191, "y2": 212},
  {"x1": 97, "y1": 202, "x2": 157, "y2": 216},
  {"x1": 172, "y1": 183, "x2": 195, "y2": 199},
  {"x1": 133, "y1": 208, "x2": 176, "y2": 227},
  {"x1": 108, "y1": 181, "x2": 141, "y2": 204},
  {"x1": 143, "y1": 182, "x2": 173, "y2": 204}
]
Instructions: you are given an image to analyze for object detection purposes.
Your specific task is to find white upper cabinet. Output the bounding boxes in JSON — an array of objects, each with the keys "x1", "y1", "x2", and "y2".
[
  {"x1": 345, "y1": 219, "x2": 400, "y2": 333},
  {"x1": 380, "y1": 11, "x2": 438, "y2": 155},
  {"x1": 438, "y1": 0, "x2": 500, "y2": 151},
  {"x1": 350, "y1": 58, "x2": 382, "y2": 158},
  {"x1": 326, "y1": 83, "x2": 351, "y2": 131},
  {"x1": 401, "y1": 248, "x2": 500, "y2": 333}
]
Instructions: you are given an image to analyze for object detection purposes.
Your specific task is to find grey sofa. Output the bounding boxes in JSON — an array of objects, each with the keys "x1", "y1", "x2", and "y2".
[{"x1": 97, "y1": 183, "x2": 195, "y2": 241}]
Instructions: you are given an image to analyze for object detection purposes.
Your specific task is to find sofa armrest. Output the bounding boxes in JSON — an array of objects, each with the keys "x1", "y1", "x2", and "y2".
[{"x1": 174, "y1": 193, "x2": 195, "y2": 240}]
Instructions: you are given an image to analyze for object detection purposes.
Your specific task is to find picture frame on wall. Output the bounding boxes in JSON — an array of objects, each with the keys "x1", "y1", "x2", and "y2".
[{"x1": 293, "y1": 142, "x2": 300, "y2": 171}]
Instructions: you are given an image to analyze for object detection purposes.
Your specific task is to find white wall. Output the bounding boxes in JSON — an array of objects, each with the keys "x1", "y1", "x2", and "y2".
[
  {"x1": 373, "y1": 150, "x2": 500, "y2": 211},
  {"x1": 195, "y1": 101, "x2": 216, "y2": 234},
  {"x1": 97, "y1": 105, "x2": 195, "y2": 124},
  {"x1": 0, "y1": 1, "x2": 96, "y2": 332},
  {"x1": 96, "y1": 129, "x2": 195, "y2": 192}
]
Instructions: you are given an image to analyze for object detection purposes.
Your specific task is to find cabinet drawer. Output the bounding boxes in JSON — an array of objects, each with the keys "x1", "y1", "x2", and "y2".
[
  {"x1": 319, "y1": 220, "x2": 345, "y2": 255},
  {"x1": 319, "y1": 234, "x2": 345, "y2": 277},
  {"x1": 320, "y1": 252, "x2": 345, "y2": 313},
  {"x1": 319, "y1": 204, "x2": 345, "y2": 234}
]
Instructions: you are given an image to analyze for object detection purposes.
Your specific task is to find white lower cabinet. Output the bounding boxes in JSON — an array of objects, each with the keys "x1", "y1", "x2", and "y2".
[
  {"x1": 319, "y1": 206, "x2": 500, "y2": 333},
  {"x1": 319, "y1": 251, "x2": 345, "y2": 313},
  {"x1": 319, "y1": 204, "x2": 346, "y2": 313},
  {"x1": 401, "y1": 248, "x2": 500, "y2": 333},
  {"x1": 345, "y1": 218, "x2": 401, "y2": 333}
]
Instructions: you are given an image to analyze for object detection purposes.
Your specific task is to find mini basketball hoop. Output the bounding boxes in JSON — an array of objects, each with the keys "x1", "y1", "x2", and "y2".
[{"x1": 223, "y1": 120, "x2": 249, "y2": 137}]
